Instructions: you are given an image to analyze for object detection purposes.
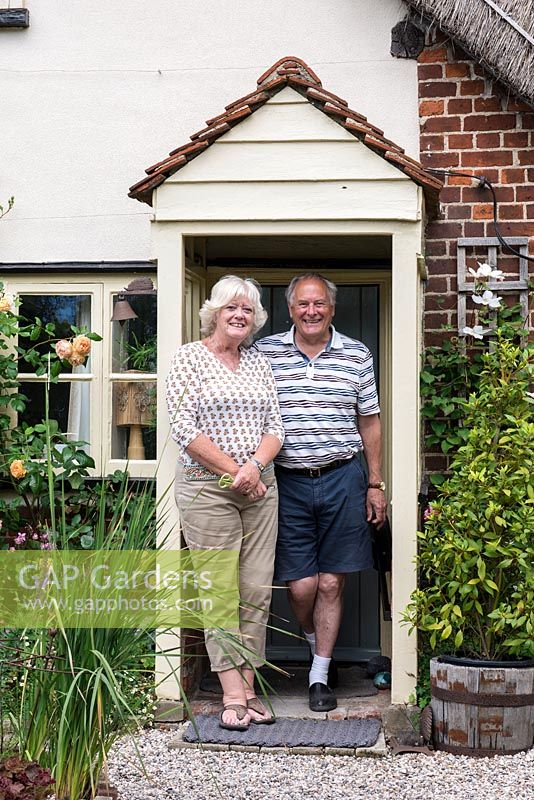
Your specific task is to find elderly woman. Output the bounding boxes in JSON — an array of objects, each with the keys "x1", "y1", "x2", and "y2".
[{"x1": 166, "y1": 275, "x2": 284, "y2": 731}]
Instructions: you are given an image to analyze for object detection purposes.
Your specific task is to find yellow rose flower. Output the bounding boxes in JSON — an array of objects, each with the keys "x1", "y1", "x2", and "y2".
[
  {"x1": 0, "y1": 295, "x2": 13, "y2": 313},
  {"x1": 10, "y1": 460, "x2": 27, "y2": 480},
  {"x1": 68, "y1": 353, "x2": 86, "y2": 367},
  {"x1": 72, "y1": 335, "x2": 91, "y2": 356}
]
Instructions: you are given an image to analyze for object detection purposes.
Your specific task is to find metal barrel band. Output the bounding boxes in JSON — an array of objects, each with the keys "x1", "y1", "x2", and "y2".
[
  {"x1": 431, "y1": 686, "x2": 534, "y2": 707},
  {"x1": 436, "y1": 742, "x2": 529, "y2": 757}
]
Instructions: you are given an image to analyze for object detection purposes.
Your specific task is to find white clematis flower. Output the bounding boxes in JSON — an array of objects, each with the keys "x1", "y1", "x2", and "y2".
[
  {"x1": 462, "y1": 325, "x2": 490, "y2": 339},
  {"x1": 471, "y1": 289, "x2": 502, "y2": 308},
  {"x1": 468, "y1": 262, "x2": 504, "y2": 281}
]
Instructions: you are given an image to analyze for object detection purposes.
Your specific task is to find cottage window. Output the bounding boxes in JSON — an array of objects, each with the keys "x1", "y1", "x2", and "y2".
[{"x1": 8, "y1": 275, "x2": 157, "y2": 479}]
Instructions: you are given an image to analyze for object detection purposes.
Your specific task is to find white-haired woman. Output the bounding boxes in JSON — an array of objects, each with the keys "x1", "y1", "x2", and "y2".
[{"x1": 166, "y1": 275, "x2": 284, "y2": 731}]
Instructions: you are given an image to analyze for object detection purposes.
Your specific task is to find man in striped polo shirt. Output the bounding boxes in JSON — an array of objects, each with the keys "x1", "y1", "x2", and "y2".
[{"x1": 256, "y1": 273, "x2": 387, "y2": 712}]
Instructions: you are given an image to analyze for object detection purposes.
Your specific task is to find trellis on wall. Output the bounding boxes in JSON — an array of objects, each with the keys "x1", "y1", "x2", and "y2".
[{"x1": 457, "y1": 236, "x2": 529, "y2": 342}]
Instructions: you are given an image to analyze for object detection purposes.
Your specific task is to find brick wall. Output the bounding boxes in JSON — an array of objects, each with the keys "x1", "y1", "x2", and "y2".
[
  {"x1": 418, "y1": 35, "x2": 533, "y2": 479},
  {"x1": 418, "y1": 36, "x2": 534, "y2": 345}
]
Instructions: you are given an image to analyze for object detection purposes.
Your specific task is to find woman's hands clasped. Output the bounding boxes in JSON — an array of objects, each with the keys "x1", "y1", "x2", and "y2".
[{"x1": 231, "y1": 461, "x2": 267, "y2": 502}]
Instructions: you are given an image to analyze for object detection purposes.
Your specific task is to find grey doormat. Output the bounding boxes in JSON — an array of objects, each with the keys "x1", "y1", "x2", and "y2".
[{"x1": 183, "y1": 715, "x2": 381, "y2": 748}]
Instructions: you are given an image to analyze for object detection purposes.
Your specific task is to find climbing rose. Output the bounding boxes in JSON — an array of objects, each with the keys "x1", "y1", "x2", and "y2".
[
  {"x1": 72, "y1": 335, "x2": 91, "y2": 356},
  {"x1": 10, "y1": 460, "x2": 27, "y2": 479},
  {"x1": 68, "y1": 353, "x2": 85, "y2": 367},
  {"x1": 55, "y1": 339, "x2": 73, "y2": 360}
]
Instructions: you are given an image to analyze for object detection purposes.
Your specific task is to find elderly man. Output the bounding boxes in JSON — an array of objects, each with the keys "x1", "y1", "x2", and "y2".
[{"x1": 256, "y1": 273, "x2": 387, "y2": 712}]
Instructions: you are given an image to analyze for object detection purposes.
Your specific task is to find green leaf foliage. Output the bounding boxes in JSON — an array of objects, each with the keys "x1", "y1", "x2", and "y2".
[{"x1": 406, "y1": 336, "x2": 534, "y2": 661}]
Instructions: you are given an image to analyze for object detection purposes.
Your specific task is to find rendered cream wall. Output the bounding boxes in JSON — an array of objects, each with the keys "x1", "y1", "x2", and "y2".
[{"x1": 0, "y1": 0, "x2": 418, "y2": 262}]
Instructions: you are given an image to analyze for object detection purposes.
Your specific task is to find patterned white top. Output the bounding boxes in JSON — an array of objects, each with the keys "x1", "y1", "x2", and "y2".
[
  {"x1": 166, "y1": 341, "x2": 285, "y2": 477},
  {"x1": 255, "y1": 325, "x2": 380, "y2": 468}
]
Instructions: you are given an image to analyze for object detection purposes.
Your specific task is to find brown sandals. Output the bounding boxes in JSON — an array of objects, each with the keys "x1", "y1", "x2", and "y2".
[
  {"x1": 219, "y1": 703, "x2": 250, "y2": 731},
  {"x1": 247, "y1": 696, "x2": 276, "y2": 725}
]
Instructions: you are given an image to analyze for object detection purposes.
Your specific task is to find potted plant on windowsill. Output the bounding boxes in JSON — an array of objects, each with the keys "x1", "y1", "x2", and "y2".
[{"x1": 404, "y1": 332, "x2": 534, "y2": 756}]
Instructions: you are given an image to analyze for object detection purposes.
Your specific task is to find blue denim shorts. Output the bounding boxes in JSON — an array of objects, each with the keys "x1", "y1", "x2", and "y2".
[{"x1": 274, "y1": 457, "x2": 373, "y2": 581}]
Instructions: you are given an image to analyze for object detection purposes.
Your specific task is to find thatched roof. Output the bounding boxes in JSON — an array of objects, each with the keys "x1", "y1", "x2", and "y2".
[{"x1": 405, "y1": 0, "x2": 534, "y2": 107}]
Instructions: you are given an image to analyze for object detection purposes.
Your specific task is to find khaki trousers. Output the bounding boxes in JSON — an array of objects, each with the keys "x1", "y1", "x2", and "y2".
[{"x1": 174, "y1": 465, "x2": 278, "y2": 672}]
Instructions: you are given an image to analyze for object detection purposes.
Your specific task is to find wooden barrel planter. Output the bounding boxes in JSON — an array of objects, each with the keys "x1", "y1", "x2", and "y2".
[{"x1": 430, "y1": 656, "x2": 534, "y2": 756}]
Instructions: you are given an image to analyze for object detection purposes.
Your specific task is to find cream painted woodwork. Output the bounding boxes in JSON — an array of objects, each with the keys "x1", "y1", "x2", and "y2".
[
  {"x1": 4, "y1": 274, "x2": 157, "y2": 479},
  {"x1": 156, "y1": 87, "x2": 418, "y2": 223},
  {"x1": 154, "y1": 219, "x2": 422, "y2": 703}
]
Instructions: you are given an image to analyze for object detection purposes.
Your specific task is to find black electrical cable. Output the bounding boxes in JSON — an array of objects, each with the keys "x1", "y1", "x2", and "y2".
[{"x1": 426, "y1": 167, "x2": 534, "y2": 263}]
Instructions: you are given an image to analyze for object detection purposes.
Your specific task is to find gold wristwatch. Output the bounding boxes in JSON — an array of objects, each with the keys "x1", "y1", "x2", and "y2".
[{"x1": 368, "y1": 481, "x2": 386, "y2": 491}]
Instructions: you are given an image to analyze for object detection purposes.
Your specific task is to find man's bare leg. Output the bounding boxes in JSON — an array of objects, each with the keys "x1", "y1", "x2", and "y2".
[
  {"x1": 314, "y1": 572, "x2": 345, "y2": 657},
  {"x1": 287, "y1": 574, "x2": 319, "y2": 633}
]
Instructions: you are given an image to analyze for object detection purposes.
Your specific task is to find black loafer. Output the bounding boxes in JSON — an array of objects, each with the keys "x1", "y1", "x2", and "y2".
[
  {"x1": 308, "y1": 653, "x2": 339, "y2": 689},
  {"x1": 309, "y1": 682, "x2": 337, "y2": 712}
]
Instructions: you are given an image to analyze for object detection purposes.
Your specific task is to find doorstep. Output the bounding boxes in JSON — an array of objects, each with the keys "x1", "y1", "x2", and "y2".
[{"x1": 188, "y1": 663, "x2": 391, "y2": 721}]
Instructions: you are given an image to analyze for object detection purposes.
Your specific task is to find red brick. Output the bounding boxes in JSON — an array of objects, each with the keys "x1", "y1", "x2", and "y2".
[
  {"x1": 426, "y1": 276, "x2": 449, "y2": 292},
  {"x1": 420, "y1": 134, "x2": 445, "y2": 151},
  {"x1": 460, "y1": 80, "x2": 485, "y2": 96},
  {"x1": 421, "y1": 151, "x2": 459, "y2": 168},
  {"x1": 495, "y1": 221, "x2": 534, "y2": 236},
  {"x1": 425, "y1": 258, "x2": 457, "y2": 276},
  {"x1": 448, "y1": 133, "x2": 473, "y2": 149},
  {"x1": 464, "y1": 222, "x2": 486, "y2": 236},
  {"x1": 503, "y1": 131, "x2": 529, "y2": 148},
  {"x1": 527, "y1": 204, "x2": 534, "y2": 219},
  {"x1": 420, "y1": 81, "x2": 458, "y2": 98},
  {"x1": 516, "y1": 186, "x2": 534, "y2": 202},
  {"x1": 473, "y1": 97, "x2": 503, "y2": 113},
  {"x1": 418, "y1": 47, "x2": 448, "y2": 63},
  {"x1": 425, "y1": 240, "x2": 448, "y2": 256},
  {"x1": 425, "y1": 311, "x2": 450, "y2": 327},
  {"x1": 501, "y1": 168, "x2": 526, "y2": 184},
  {"x1": 422, "y1": 116, "x2": 462, "y2": 133},
  {"x1": 426, "y1": 221, "x2": 464, "y2": 238},
  {"x1": 461, "y1": 150, "x2": 513, "y2": 167},
  {"x1": 418, "y1": 64, "x2": 443, "y2": 80},
  {"x1": 448, "y1": 174, "x2": 473, "y2": 186},
  {"x1": 473, "y1": 203, "x2": 493, "y2": 219},
  {"x1": 498, "y1": 204, "x2": 524, "y2": 220},
  {"x1": 419, "y1": 99, "x2": 445, "y2": 116},
  {"x1": 517, "y1": 150, "x2": 534, "y2": 165},
  {"x1": 528, "y1": 168, "x2": 534, "y2": 182},
  {"x1": 425, "y1": 293, "x2": 456, "y2": 311},
  {"x1": 463, "y1": 114, "x2": 516, "y2": 131},
  {"x1": 448, "y1": 98, "x2": 472, "y2": 114},
  {"x1": 522, "y1": 113, "x2": 534, "y2": 128},
  {"x1": 463, "y1": 185, "x2": 513, "y2": 202},
  {"x1": 476, "y1": 133, "x2": 501, "y2": 148},
  {"x1": 447, "y1": 204, "x2": 471, "y2": 220},
  {"x1": 424, "y1": 454, "x2": 450, "y2": 472},
  {"x1": 440, "y1": 186, "x2": 461, "y2": 203},
  {"x1": 506, "y1": 98, "x2": 532, "y2": 113},
  {"x1": 445, "y1": 63, "x2": 470, "y2": 78}
]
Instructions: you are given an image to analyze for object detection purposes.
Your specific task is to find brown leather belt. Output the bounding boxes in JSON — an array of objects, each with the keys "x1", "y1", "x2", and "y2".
[{"x1": 275, "y1": 457, "x2": 354, "y2": 478}]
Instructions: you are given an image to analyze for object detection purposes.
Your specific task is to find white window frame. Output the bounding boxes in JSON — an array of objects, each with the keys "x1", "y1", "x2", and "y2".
[{"x1": 5, "y1": 274, "x2": 157, "y2": 479}]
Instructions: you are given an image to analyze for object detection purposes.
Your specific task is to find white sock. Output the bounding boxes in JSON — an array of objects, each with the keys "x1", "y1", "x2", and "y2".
[
  {"x1": 304, "y1": 631, "x2": 316, "y2": 656},
  {"x1": 309, "y1": 654, "x2": 331, "y2": 686}
]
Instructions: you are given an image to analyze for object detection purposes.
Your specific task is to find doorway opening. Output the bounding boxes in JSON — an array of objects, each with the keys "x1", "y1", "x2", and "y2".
[{"x1": 195, "y1": 234, "x2": 392, "y2": 666}]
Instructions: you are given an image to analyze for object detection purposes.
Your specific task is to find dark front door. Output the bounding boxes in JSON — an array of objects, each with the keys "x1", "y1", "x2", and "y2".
[{"x1": 260, "y1": 283, "x2": 381, "y2": 662}]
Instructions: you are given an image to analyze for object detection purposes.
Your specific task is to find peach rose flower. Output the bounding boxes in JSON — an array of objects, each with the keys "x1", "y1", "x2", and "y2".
[
  {"x1": 72, "y1": 335, "x2": 91, "y2": 356},
  {"x1": 0, "y1": 294, "x2": 13, "y2": 313},
  {"x1": 10, "y1": 460, "x2": 27, "y2": 479},
  {"x1": 68, "y1": 353, "x2": 86, "y2": 367},
  {"x1": 55, "y1": 339, "x2": 74, "y2": 360}
]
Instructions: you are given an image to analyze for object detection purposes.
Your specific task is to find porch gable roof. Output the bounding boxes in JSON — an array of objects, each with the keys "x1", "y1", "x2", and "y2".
[{"x1": 128, "y1": 56, "x2": 443, "y2": 212}]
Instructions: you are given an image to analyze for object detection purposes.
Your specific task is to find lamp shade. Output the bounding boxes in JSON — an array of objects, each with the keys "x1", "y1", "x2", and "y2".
[{"x1": 111, "y1": 298, "x2": 138, "y2": 322}]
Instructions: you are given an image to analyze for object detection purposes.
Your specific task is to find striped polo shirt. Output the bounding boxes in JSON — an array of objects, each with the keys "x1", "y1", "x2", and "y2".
[{"x1": 255, "y1": 326, "x2": 380, "y2": 468}]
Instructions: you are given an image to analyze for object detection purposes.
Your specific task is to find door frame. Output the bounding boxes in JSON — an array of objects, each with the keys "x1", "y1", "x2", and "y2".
[{"x1": 155, "y1": 221, "x2": 422, "y2": 705}]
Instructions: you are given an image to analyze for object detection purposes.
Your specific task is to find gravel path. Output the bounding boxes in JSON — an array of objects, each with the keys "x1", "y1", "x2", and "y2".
[{"x1": 107, "y1": 728, "x2": 533, "y2": 800}]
